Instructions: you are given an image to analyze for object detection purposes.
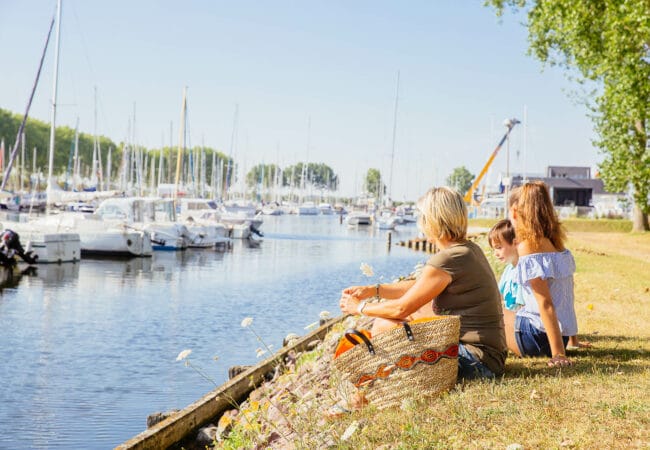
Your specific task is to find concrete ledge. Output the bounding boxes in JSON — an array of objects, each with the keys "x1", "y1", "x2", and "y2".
[{"x1": 115, "y1": 316, "x2": 344, "y2": 450}]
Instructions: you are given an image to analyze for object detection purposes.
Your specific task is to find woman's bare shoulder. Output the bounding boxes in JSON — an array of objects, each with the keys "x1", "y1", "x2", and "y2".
[{"x1": 518, "y1": 238, "x2": 557, "y2": 256}]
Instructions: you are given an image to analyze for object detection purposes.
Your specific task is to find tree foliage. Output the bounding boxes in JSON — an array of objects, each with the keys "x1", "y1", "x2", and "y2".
[
  {"x1": 280, "y1": 162, "x2": 338, "y2": 191},
  {"x1": 487, "y1": 0, "x2": 650, "y2": 230},
  {"x1": 0, "y1": 108, "x2": 231, "y2": 189},
  {"x1": 0, "y1": 107, "x2": 120, "y2": 180},
  {"x1": 364, "y1": 168, "x2": 385, "y2": 198},
  {"x1": 446, "y1": 166, "x2": 475, "y2": 195}
]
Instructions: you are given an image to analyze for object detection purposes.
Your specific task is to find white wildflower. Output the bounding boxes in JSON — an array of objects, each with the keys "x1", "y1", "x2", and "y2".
[
  {"x1": 360, "y1": 263, "x2": 374, "y2": 277},
  {"x1": 241, "y1": 317, "x2": 253, "y2": 328},
  {"x1": 176, "y1": 349, "x2": 192, "y2": 361},
  {"x1": 256, "y1": 348, "x2": 267, "y2": 358},
  {"x1": 319, "y1": 310, "x2": 331, "y2": 320}
]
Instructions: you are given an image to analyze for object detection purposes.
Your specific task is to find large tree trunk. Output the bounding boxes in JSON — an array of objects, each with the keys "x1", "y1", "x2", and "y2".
[{"x1": 631, "y1": 205, "x2": 649, "y2": 232}]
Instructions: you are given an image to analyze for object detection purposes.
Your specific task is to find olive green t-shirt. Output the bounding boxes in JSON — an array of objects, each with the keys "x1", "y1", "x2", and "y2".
[{"x1": 426, "y1": 240, "x2": 507, "y2": 375}]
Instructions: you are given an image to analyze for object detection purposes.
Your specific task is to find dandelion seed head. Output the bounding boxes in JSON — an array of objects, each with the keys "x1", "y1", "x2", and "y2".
[
  {"x1": 319, "y1": 310, "x2": 331, "y2": 320},
  {"x1": 360, "y1": 263, "x2": 374, "y2": 277},
  {"x1": 241, "y1": 317, "x2": 253, "y2": 328},
  {"x1": 176, "y1": 349, "x2": 192, "y2": 361}
]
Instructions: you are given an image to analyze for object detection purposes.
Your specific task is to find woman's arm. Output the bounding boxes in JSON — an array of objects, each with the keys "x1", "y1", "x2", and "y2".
[
  {"x1": 342, "y1": 279, "x2": 416, "y2": 300},
  {"x1": 528, "y1": 277, "x2": 573, "y2": 367},
  {"x1": 340, "y1": 265, "x2": 451, "y2": 320}
]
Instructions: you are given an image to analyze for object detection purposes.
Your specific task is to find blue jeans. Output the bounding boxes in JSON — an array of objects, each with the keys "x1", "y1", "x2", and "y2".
[
  {"x1": 457, "y1": 343, "x2": 495, "y2": 380},
  {"x1": 514, "y1": 315, "x2": 569, "y2": 357}
]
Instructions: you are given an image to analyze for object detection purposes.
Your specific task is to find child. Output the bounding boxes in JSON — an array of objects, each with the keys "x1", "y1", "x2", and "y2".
[
  {"x1": 491, "y1": 218, "x2": 588, "y2": 351},
  {"x1": 488, "y1": 219, "x2": 524, "y2": 312},
  {"x1": 503, "y1": 182, "x2": 583, "y2": 367}
]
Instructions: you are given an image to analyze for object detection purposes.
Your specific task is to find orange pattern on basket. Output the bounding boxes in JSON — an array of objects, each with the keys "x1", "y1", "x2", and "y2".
[{"x1": 354, "y1": 344, "x2": 459, "y2": 388}]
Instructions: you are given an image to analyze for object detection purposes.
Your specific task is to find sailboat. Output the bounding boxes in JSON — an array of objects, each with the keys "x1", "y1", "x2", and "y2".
[{"x1": 3, "y1": 0, "x2": 81, "y2": 263}]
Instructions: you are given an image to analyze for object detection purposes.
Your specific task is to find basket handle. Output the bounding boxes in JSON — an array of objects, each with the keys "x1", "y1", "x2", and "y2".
[
  {"x1": 402, "y1": 322, "x2": 414, "y2": 341},
  {"x1": 344, "y1": 329, "x2": 375, "y2": 355}
]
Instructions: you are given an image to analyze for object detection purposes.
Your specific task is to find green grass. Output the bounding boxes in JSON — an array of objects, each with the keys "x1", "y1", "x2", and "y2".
[
  {"x1": 469, "y1": 217, "x2": 633, "y2": 233},
  {"x1": 214, "y1": 231, "x2": 650, "y2": 449}
]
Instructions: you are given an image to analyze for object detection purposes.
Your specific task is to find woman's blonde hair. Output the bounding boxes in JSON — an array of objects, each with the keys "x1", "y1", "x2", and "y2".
[
  {"x1": 417, "y1": 186, "x2": 467, "y2": 242},
  {"x1": 509, "y1": 181, "x2": 566, "y2": 250}
]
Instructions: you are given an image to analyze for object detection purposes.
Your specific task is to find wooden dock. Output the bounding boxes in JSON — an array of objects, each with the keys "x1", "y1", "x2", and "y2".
[{"x1": 396, "y1": 237, "x2": 437, "y2": 253}]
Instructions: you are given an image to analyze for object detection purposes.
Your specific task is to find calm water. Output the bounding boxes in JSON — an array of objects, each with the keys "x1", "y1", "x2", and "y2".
[{"x1": 0, "y1": 215, "x2": 425, "y2": 449}]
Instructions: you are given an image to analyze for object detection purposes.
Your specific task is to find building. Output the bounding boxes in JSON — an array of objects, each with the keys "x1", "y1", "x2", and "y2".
[{"x1": 512, "y1": 166, "x2": 607, "y2": 207}]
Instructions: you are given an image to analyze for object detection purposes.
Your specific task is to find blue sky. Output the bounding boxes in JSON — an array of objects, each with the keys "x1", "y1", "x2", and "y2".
[{"x1": 0, "y1": 1, "x2": 599, "y2": 201}]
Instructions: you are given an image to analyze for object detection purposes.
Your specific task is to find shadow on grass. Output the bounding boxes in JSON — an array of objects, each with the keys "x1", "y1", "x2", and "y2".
[{"x1": 500, "y1": 334, "x2": 649, "y2": 380}]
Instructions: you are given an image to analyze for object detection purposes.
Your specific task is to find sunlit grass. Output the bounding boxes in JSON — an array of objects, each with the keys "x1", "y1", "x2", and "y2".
[{"x1": 212, "y1": 230, "x2": 649, "y2": 449}]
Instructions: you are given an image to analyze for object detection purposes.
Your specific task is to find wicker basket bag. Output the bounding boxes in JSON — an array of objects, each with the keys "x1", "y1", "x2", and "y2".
[{"x1": 332, "y1": 315, "x2": 460, "y2": 410}]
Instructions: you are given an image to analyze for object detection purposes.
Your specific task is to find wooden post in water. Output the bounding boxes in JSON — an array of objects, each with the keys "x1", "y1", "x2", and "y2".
[{"x1": 386, "y1": 231, "x2": 392, "y2": 251}]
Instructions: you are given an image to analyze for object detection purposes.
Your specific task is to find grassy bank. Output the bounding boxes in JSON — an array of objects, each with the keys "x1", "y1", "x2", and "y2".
[
  {"x1": 213, "y1": 231, "x2": 649, "y2": 449},
  {"x1": 469, "y1": 217, "x2": 634, "y2": 233}
]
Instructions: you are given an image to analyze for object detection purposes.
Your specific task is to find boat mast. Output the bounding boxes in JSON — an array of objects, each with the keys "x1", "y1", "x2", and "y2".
[
  {"x1": 388, "y1": 70, "x2": 400, "y2": 206},
  {"x1": 46, "y1": 0, "x2": 62, "y2": 203},
  {"x1": 174, "y1": 86, "x2": 187, "y2": 201}
]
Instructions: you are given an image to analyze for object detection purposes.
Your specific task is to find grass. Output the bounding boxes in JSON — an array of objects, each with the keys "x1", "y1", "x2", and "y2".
[
  {"x1": 469, "y1": 217, "x2": 634, "y2": 233},
  {"x1": 214, "y1": 230, "x2": 650, "y2": 449}
]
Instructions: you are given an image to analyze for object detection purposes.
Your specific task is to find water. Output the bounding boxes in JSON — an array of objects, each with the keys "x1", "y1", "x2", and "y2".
[{"x1": 0, "y1": 215, "x2": 425, "y2": 449}]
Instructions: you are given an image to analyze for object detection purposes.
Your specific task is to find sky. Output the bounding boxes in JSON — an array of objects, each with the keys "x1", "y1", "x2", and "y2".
[{"x1": 0, "y1": 1, "x2": 601, "y2": 201}]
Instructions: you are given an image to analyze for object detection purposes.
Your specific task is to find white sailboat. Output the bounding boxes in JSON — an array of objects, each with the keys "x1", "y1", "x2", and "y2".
[{"x1": 7, "y1": 0, "x2": 81, "y2": 263}]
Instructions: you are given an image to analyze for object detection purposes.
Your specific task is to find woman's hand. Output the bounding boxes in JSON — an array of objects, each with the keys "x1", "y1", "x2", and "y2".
[
  {"x1": 547, "y1": 354, "x2": 573, "y2": 368},
  {"x1": 342, "y1": 285, "x2": 373, "y2": 300},
  {"x1": 339, "y1": 293, "x2": 361, "y2": 316}
]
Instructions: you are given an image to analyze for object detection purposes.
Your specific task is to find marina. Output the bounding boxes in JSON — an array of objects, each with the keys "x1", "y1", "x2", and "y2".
[{"x1": 0, "y1": 214, "x2": 423, "y2": 449}]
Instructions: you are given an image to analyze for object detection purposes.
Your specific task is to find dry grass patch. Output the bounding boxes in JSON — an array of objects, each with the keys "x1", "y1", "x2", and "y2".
[
  {"x1": 328, "y1": 231, "x2": 650, "y2": 449},
  {"x1": 215, "y1": 231, "x2": 649, "y2": 449}
]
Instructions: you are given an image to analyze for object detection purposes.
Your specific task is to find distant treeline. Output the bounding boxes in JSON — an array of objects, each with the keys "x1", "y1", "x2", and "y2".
[
  {"x1": 0, "y1": 107, "x2": 231, "y2": 185},
  {"x1": 0, "y1": 107, "x2": 340, "y2": 193}
]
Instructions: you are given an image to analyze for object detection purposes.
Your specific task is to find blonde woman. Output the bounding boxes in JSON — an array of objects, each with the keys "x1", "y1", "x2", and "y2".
[{"x1": 339, "y1": 187, "x2": 507, "y2": 379}]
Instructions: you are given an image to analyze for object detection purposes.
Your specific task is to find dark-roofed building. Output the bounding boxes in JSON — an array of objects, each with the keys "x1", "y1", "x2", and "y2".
[{"x1": 512, "y1": 166, "x2": 608, "y2": 207}]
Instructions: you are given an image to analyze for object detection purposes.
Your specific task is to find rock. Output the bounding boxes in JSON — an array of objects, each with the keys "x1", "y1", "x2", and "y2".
[
  {"x1": 284, "y1": 350, "x2": 297, "y2": 368},
  {"x1": 146, "y1": 409, "x2": 179, "y2": 428},
  {"x1": 195, "y1": 424, "x2": 218, "y2": 446},
  {"x1": 228, "y1": 365, "x2": 252, "y2": 379},
  {"x1": 283, "y1": 333, "x2": 300, "y2": 346},
  {"x1": 306, "y1": 339, "x2": 320, "y2": 351},
  {"x1": 253, "y1": 431, "x2": 283, "y2": 450}
]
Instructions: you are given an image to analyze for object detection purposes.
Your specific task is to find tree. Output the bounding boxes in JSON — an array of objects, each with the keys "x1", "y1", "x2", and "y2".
[
  {"x1": 282, "y1": 162, "x2": 338, "y2": 191},
  {"x1": 446, "y1": 166, "x2": 474, "y2": 195},
  {"x1": 364, "y1": 168, "x2": 385, "y2": 198},
  {"x1": 487, "y1": 0, "x2": 650, "y2": 231}
]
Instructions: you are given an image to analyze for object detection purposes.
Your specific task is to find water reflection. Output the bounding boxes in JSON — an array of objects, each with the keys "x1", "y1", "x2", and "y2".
[{"x1": 0, "y1": 266, "x2": 37, "y2": 292}]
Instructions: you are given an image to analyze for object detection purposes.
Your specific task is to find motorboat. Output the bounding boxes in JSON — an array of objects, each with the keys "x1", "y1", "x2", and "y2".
[
  {"x1": 261, "y1": 203, "x2": 283, "y2": 215},
  {"x1": 94, "y1": 197, "x2": 189, "y2": 251},
  {"x1": 318, "y1": 203, "x2": 334, "y2": 215},
  {"x1": 346, "y1": 211, "x2": 373, "y2": 226},
  {"x1": 298, "y1": 201, "x2": 320, "y2": 215},
  {"x1": 375, "y1": 213, "x2": 398, "y2": 230},
  {"x1": 177, "y1": 198, "x2": 231, "y2": 248},
  {"x1": 2, "y1": 215, "x2": 81, "y2": 263},
  {"x1": 31, "y1": 212, "x2": 153, "y2": 257}
]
